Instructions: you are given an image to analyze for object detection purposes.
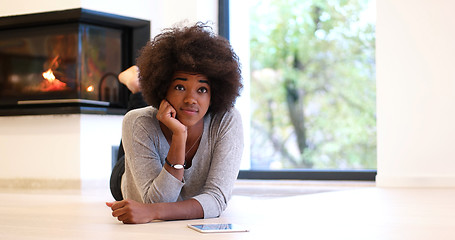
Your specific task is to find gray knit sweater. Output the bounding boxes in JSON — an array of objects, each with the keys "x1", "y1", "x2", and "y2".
[{"x1": 120, "y1": 106, "x2": 244, "y2": 218}]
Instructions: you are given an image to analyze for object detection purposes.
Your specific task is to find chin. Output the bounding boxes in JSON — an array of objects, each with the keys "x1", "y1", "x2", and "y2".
[{"x1": 182, "y1": 117, "x2": 205, "y2": 128}]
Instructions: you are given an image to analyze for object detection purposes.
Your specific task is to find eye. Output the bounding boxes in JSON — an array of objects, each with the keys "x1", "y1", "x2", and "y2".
[
  {"x1": 198, "y1": 87, "x2": 208, "y2": 93},
  {"x1": 174, "y1": 84, "x2": 185, "y2": 91}
]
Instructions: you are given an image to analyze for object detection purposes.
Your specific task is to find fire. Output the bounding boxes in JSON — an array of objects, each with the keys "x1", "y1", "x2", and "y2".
[
  {"x1": 41, "y1": 68, "x2": 67, "y2": 92},
  {"x1": 40, "y1": 55, "x2": 67, "y2": 92},
  {"x1": 42, "y1": 69, "x2": 56, "y2": 82},
  {"x1": 86, "y1": 85, "x2": 94, "y2": 92}
]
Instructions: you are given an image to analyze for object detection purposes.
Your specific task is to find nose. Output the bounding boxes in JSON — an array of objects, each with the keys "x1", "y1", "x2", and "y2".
[{"x1": 183, "y1": 91, "x2": 197, "y2": 105}]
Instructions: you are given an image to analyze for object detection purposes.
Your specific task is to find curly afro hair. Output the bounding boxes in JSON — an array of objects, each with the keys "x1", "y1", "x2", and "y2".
[{"x1": 136, "y1": 22, "x2": 243, "y2": 114}]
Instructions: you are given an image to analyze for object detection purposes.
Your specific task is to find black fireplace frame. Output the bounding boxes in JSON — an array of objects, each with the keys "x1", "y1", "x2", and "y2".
[{"x1": 0, "y1": 8, "x2": 150, "y2": 116}]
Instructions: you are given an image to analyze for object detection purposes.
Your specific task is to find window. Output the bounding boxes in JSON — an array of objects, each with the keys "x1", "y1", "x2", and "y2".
[{"x1": 221, "y1": 0, "x2": 376, "y2": 180}]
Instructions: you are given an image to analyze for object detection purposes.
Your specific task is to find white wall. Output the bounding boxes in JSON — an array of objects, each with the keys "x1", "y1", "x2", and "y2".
[
  {"x1": 147, "y1": 0, "x2": 218, "y2": 37},
  {"x1": 0, "y1": 0, "x2": 80, "y2": 16},
  {"x1": 0, "y1": 114, "x2": 122, "y2": 188},
  {"x1": 81, "y1": 0, "x2": 218, "y2": 37},
  {"x1": 0, "y1": 115, "x2": 81, "y2": 180},
  {"x1": 0, "y1": 0, "x2": 218, "y2": 37},
  {"x1": 79, "y1": 114, "x2": 124, "y2": 187},
  {"x1": 376, "y1": 0, "x2": 455, "y2": 187}
]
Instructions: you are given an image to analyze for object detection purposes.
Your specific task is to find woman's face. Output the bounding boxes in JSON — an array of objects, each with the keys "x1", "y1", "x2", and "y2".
[{"x1": 165, "y1": 71, "x2": 211, "y2": 127}]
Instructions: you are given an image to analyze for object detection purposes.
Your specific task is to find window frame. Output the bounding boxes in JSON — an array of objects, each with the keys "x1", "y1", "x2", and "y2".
[{"x1": 218, "y1": 0, "x2": 376, "y2": 182}]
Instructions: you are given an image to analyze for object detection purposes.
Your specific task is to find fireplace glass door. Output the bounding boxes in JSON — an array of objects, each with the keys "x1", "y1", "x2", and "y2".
[{"x1": 0, "y1": 23, "x2": 122, "y2": 106}]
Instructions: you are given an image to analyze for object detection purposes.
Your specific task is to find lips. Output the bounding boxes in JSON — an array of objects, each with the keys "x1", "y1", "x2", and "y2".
[{"x1": 180, "y1": 107, "x2": 199, "y2": 114}]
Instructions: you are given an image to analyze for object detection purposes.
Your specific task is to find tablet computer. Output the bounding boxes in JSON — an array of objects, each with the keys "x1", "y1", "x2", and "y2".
[{"x1": 187, "y1": 223, "x2": 249, "y2": 233}]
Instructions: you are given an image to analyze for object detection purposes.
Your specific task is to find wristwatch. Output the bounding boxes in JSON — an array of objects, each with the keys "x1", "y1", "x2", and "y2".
[{"x1": 165, "y1": 157, "x2": 185, "y2": 170}]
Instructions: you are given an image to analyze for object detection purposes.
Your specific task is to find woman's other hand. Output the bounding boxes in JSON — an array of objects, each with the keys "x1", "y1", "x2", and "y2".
[{"x1": 106, "y1": 200, "x2": 156, "y2": 224}]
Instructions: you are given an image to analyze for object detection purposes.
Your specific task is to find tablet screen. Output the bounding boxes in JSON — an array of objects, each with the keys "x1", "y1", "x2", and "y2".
[{"x1": 187, "y1": 223, "x2": 249, "y2": 233}]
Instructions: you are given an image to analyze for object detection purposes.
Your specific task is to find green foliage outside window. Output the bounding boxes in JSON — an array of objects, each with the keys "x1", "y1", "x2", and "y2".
[{"x1": 249, "y1": 0, "x2": 376, "y2": 170}]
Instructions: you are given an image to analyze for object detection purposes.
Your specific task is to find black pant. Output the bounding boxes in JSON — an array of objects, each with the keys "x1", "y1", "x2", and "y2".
[{"x1": 109, "y1": 155, "x2": 125, "y2": 201}]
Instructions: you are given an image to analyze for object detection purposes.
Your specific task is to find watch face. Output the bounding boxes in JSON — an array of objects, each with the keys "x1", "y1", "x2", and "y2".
[{"x1": 173, "y1": 164, "x2": 184, "y2": 170}]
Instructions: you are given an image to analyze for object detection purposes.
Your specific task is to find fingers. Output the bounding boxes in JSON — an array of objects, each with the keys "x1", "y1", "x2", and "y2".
[
  {"x1": 157, "y1": 99, "x2": 187, "y2": 136},
  {"x1": 107, "y1": 199, "x2": 155, "y2": 224},
  {"x1": 157, "y1": 99, "x2": 176, "y2": 120},
  {"x1": 108, "y1": 200, "x2": 130, "y2": 220},
  {"x1": 117, "y1": 214, "x2": 134, "y2": 224},
  {"x1": 107, "y1": 200, "x2": 140, "y2": 224},
  {"x1": 106, "y1": 200, "x2": 126, "y2": 215},
  {"x1": 162, "y1": 99, "x2": 176, "y2": 117},
  {"x1": 108, "y1": 200, "x2": 127, "y2": 212},
  {"x1": 112, "y1": 207, "x2": 127, "y2": 218}
]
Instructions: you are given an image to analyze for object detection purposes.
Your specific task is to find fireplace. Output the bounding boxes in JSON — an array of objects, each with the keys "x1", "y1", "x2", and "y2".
[{"x1": 0, "y1": 8, "x2": 150, "y2": 115}]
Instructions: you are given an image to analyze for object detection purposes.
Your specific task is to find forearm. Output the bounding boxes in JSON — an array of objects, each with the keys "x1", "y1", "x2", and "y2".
[
  {"x1": 155, "y1": 198, "x2": 204, "y2": 221},
  {"x1": 108, "y1": 198, "x2": 204, "y2": 224},
  {"x1": 156, "y1": 99, "x2": 188, "y2": 181},
  {"x1": 164, "y1": 132, "x2": 186, "y2": 181}
]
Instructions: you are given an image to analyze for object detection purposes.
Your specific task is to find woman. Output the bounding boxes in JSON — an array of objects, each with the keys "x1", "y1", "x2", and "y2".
[{"x1": 106, "y1": 22, "x2": 244, "y2": 224}]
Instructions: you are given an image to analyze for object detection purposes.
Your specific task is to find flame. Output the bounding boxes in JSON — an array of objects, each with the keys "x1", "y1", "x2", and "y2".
[
  {"x1": 39, "y1": 55, "x2": 68, "y2": 92},
  {"x1": 42, "y1": 69, "x2": 56, "y2": 82},
  {"x1": 86, "y1": 85, "x2": 94, "y2": 92},
  {"x1": 41, "y1": 68, "x2": 67, "y2": 92}
]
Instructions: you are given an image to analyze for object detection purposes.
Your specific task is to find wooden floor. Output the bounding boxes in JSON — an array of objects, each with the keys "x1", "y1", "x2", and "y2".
[{"x1": 1, "y1": 181, "x2": 454, "y2": 240}]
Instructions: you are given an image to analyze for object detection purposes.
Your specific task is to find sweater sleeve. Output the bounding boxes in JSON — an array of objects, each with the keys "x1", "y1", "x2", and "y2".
[
  {"x1": 122, "y1": 108, "x2": 184, "y2": 203},
  {"x1": 192, "y1": 109, "x2": 244, "y2": 218}
]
